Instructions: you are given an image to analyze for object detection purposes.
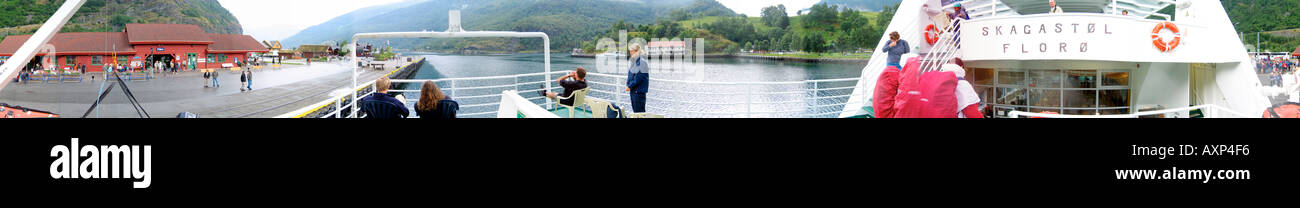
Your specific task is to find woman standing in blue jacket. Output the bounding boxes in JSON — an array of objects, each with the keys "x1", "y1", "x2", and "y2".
[{"x1": 625, "y1": 44, "x2": 650, "y2": 113}]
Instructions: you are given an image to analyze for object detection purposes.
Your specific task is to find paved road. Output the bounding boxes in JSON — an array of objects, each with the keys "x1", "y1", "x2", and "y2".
[{"x1": 0, "y1": 58, "x2": 418, "y2": 118}]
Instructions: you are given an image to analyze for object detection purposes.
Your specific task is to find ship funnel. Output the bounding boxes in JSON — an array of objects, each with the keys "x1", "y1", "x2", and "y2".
[{"x1": 448, "y1": 10, "x2": 463, "y2": 32}]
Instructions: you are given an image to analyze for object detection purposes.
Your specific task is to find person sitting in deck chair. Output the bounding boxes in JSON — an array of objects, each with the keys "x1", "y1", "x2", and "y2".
[
  {"x1": 541, "y1": 67, "x2": 589, "y2": 106},
  {"x1": 416, "y1": 81, "x2": 458, "y2": 119},
  {"x1": 360, "y1": 77, "x2": 410, "y2": 118}
]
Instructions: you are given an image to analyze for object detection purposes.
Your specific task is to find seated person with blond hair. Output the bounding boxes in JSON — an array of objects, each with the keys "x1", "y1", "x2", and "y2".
[{"x1": 360, "y1": 77, "x2": 410, "y2": 118}]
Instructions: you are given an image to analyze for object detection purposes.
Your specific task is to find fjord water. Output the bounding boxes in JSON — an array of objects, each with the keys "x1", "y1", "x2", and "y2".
[{"x1": 401, "y1": 53, "x2": 865, "y2": 117}]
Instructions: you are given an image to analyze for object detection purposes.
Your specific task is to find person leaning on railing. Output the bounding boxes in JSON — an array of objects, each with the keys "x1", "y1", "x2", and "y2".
[
  {"x1": 416, "y1": 80, "x2": 458, "y2": 119},
  {"x1": 944, "y1": 3, "x2": 971, "y2": 48},
  {"x1": 883, "y1": 32, "x2": 909, "y2": 69},
  {"x1": 1048, "y1": 0, "x2": 1064, "y2": 14}
]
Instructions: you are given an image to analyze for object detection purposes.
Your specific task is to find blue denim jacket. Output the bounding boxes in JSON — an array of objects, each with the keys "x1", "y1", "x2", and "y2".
[{"x1": 626, "y1": 56, "x2": 650, "y2": 94}]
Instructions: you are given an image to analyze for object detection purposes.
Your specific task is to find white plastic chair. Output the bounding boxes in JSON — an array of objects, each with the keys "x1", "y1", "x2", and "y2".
[
  {"x1": 554, "y1": 88, "x2": 589, "y2": 118},
  {"x1": 627, "y1": 113, "x2": 664, "y2": 118},
  {"x1": 586, "y1": 98, "x2": 611, "y2": 118}
]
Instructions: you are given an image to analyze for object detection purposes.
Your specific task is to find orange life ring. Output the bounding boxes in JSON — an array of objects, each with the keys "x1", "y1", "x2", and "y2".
[
  {"x1": 1151, "y1": 21, "x2": 1181, "y2": 52},
  {"x1": 924, "y1": 24, "x2": 941, "y2": 45}
]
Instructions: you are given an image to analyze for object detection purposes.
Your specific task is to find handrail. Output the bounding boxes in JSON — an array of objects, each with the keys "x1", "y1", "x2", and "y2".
[
  {"x1": 968, "y1": 1, "x2": 1005, "y2": 18},
  {"x1": 291, "y1": 69, "x2": 860, "y2": 118},
  {"x1": 919, "y1": 16, "x2": 964, "y2": 74},
  {"x1": 1007, "y1": 105, "x2": 1253, "y2": 118}
]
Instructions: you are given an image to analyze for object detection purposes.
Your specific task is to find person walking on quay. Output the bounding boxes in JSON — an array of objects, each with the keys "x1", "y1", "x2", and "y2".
[
  {"x1": 246, "y1": 70, "x2": 254, "y2": 91},
  {"x1": 212, "y1": 69, "x2": 220, "y2": 88},
  {"x1": 239, "y1": 70, "x2": 248, "y2": 92},
  {"x1": 625, "y1": 44, "x2": 650, "y2": 113},
  {"x1": 203, "y1": 69, "x2": 211, "y2": 88}
]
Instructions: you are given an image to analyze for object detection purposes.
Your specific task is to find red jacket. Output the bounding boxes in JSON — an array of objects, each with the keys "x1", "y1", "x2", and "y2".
[
  {"x1": 894, "y1": 57, "x2": 959, "y2": 118},
  {"x1": 914, "y1": 71, "x2": 958, "y2": 118},
  {"x1": 893, "y1": 57, "x2": 922, "y2": 118},
  {"x1": 872, "y1": 66, "x2": 901, "y2": 118}
]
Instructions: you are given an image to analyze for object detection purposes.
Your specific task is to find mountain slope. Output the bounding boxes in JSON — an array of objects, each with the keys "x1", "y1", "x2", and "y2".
[
  {"x1": 281, "y1": 0, "x2": 732, "y2": 50},
  {"x1": 0, "y1": 0, "x2": 244, "y2": 39},
  {"x1": 818, "y1": 0, "x2": 903, "y2": 12}
]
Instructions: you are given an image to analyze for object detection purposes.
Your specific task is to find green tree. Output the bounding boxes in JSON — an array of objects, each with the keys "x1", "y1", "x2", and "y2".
[
  {"x1": 840, "y1": 8, "x2": 869, "y2": 32},
  {"x1": 804, "y1": 3, "x2": 839, "y2": 30},
  {"x1": 109, "y1": 15, "x2": 134, "y2": 27},
  {"x1": 805, "y1": 32, "x2": 827, "y2": 53},
  {"x1": 876, "y1": 3, "x2": 899, "y2": 32},
  {"x1": 760, "y1": 4, "x2": 790, "y2": 29}
]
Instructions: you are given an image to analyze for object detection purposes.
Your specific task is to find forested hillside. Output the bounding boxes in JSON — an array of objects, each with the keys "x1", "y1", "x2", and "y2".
[{"x1": 0, "y1": 0, "x2": 244, "y2": 39}]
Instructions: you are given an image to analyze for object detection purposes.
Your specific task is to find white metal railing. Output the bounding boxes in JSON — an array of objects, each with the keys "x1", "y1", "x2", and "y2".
[
  {"x1": 1007, "y1": 105, "x2": 1252, "y2": 118},
  {"x1": 294, "y1": 70, "x2": 861, "y2": 118},
  {"x1": 919, "y1": 17, "x2": 964, "y2": 74},
  {"x1": 968, "y1": 0, "x2": 1013, "y2": 18},
  {"x1": 1110, "y1": 0, "x2": 1173, "y2": 21}
]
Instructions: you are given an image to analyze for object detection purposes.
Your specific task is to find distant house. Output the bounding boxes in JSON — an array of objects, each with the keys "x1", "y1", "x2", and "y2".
[
  {"x1": 0, "y1": 24, "x2": 267, "y2": 71},
  {"x1": 278, "y1": 49, "x2": 298, "y2": 59},
  {"x1": 647, "y1": 41, "x2": 686, "y2": 56},
  {"x1": 262, "y1": 40, "x2": 282, "y2": 54},
  {"x1": 297, "y1": 44, "x2": 331, "y2": 59}
]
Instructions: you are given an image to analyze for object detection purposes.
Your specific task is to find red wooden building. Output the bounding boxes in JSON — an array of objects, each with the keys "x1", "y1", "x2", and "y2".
[{"x1": 0, "y1": 24, "x2": 267, "y2": 72}]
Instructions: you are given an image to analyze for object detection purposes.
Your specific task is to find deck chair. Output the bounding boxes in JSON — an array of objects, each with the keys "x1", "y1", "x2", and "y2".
[
  {"x1": 359, "y1": 100, "x2": 409, "y2": 119},
  {"x1": 586, "y1": 99, "x2": 611, "y2": 118},
  {"x1": 554, "y1": 88, "x2": 590, "y2": 118}
]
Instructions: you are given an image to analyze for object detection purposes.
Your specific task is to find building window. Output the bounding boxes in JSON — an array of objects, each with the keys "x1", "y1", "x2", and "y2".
[
  {"x1": 971, "y1": 68, "x2": 1131, "y2": 118},
  {"x1": 207, "y1": 54, "x2": 215, "y2": 63},
  {"x1": 116, "y1": 56, "x2": 127, "y2": 65},
  {"x1": 218, "y1": 54, "x2": 226, "y2": 62},
  {"x1": 64, "y1": 56, "x2": 77, "y2": 65},
  {"x1": 92, "y1": 56, "x2": 103, "y2": 65}
]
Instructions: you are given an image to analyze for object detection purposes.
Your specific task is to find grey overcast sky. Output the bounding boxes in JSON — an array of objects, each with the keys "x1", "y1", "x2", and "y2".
[{"x1": 220, "y1": 0, "x2": 821, "y2": 41}]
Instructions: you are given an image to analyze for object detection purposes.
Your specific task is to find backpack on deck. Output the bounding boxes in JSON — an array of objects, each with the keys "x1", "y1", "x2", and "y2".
[
  {"x1": 872, "y1": 65, "x2": 901, "y2": 118},
  {"x1": 894, "y1": 57, "x2": 959, "y2": 118},
  {"x1": 606, "y1": 103, "x2": 626, "y2": 118}
]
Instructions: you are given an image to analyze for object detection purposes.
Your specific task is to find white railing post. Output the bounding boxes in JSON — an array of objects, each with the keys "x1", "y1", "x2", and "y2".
[
  {"x1": 450, "y1": 79, "x2": 457, "y2": 98},
  {"x1": 1208, "y1": 105, "x2": 1219, "y2": 118},
  {"x1": 349, "y1": 37, "x2": 359, "y2": 119},
  {"x1": 334, "y1": 101, "x2": 341, "y2": 118},
  {"x1": 746, "y1": 84, "x2": 753, "y2": 118},
  {"x1": 811, "y1": 81, "x2": 819, "y2": 118}
]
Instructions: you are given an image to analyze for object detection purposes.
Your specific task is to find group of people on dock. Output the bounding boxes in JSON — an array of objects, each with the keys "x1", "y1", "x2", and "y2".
[{"x1": 201, "y1": 69, "x2": 255, "y2": 91}]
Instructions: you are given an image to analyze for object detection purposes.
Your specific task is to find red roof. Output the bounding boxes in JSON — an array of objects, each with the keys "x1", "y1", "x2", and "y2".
[
  {"x1": 125, "y1": 24, "x2": 213, "y2": 45},
  {"x1": 207, "y1": 34, "x2": 269, "y2": 53},
  {"x1": 0, "y1": 32, "x2": 135, "y2": 56},
  {"x1": 1293, "y1": 45, "x2": 1300, "y2": 57}
]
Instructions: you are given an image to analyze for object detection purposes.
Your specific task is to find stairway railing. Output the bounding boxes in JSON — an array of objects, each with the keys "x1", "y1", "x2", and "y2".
[{"x1": 918, "y1": 17, "x2": 965, "y2": 74}]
